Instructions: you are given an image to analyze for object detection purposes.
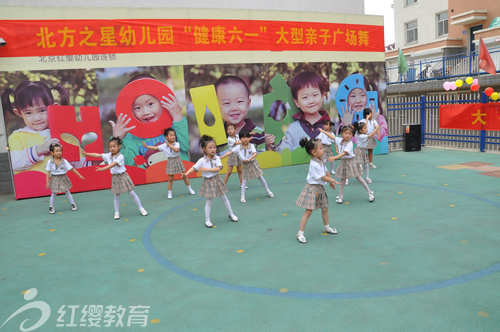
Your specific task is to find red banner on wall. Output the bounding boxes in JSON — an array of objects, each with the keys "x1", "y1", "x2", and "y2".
[
  {"x1": 439, "y1": 103, "x2": 500, "y2": 130},
  {"x1": 0, "y1": 19, "x2": 384, "y2": 57}
]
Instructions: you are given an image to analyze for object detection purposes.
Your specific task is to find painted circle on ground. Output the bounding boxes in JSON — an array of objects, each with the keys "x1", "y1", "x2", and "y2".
[{"x1": 143, "y1": 180, "x2": 500, "y2": 299}]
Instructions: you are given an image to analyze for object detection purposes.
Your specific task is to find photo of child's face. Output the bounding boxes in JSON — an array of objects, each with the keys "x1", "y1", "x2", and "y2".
[
  {"x1": 132, "y1": 94, "x2": 163, "y2": 123},
  {"x1": 216, "y1": 83, "x2": 251, "y2": 126},
  {"x1": 294, "y1": 85, "x2": 323, "y2": 117},
  {"x1": 15, "y1": 99, "x2": 49, "y2": 131},
  {"x1": 347, "y1": 88, "x2": 367, "y2": 112}
]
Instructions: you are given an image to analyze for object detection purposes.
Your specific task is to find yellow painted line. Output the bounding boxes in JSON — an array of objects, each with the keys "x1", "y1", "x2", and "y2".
[
  {"x1": 130, "y1": 239, "x2": 136, "y2": 242},
  {"x1": 477, "y1": 311, "x2": 489, "y2": 317},
  {"x1": 138, "y1": 269, "x2": 145, "y2": 272},
  {"x1": 49, "y1": 229, "x2": 56, "y2": 232},
  {"x1": 237, "y1": 250, "x2": 244, "y2": 253},
  {"x1": 151, "y1": 319, "x2": 161, "y2": 324},
  {"x1": 38, "y1": 253, "x2": 46, "y2": 256},
  {"x1": 279, "y1": 288, "x2": 289, "y2": 293}
]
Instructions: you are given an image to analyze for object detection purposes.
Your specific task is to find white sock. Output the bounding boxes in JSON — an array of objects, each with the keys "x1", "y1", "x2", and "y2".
[
  {"x1": 64, "y1": 191, "x2": 75, "y2": 204},
  {"x1": 241, "y1": 180, "x2": 248, "y2": 197},
  {"x1": 128, "y1": 190, "x2": 144, "y2": 210},
  {"x1": 50, "y1": 193, "x2": 57, "y2": 207},
  {"x1": 220, "y1": 194, "x2": 234, "y2": 215},
  {"x1": 114, "y1": 194, "x2": 120, "y2": 214},
  {"x1": 258, "y1": 176, "x2": 270, "y2": 192},
  {"x1": 205, "y1": 198, "x2": 213, "y2": 221}
]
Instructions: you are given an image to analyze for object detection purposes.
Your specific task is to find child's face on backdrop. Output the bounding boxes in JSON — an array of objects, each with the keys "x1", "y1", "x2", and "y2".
[
  {"x1": 227, "y1": 125, "x2": 236, "y2": 136},
  {"x1": 132, "y1": 94, "x2": 163, "y2": 123},
  {"x1": 341, "y1": 129, "x2": 353, "y2": 141},
  {"x1": 294, "y1": 85, "x2": 323, "y2": 117},
  {"x1": 347, "y1": 88, "x2": 367, "y2": 112},
  {"x1": 216, "y1": 83, "x2": 251, "y2": 126},
  {"x1": 204, "y1": 141, "x2": 217, "y2": 157},
  {"x1": 109, "y1": 141, "x2": 121, "y2": 155},
  {"x1": 15, "y1": 98, "x2": 49, "y2": 131},
  {"x1": 165, "y1": 131, "x2": 176, "y2": 143},
  {"x1": 51, "y1": 146, "x2": 63, "y2": 158}
]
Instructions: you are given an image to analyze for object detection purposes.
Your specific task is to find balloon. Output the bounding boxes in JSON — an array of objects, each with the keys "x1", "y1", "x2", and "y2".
[
  {"x1": 473, "y1": 79, "x2": 479, "y2": 85},
  {"x1": 450, "y1": 82, "x2": 457, "y2": 90},
  {"x1": 485, "y1": 87, "x2": 494, "y2": 97},
  {"x1": 492, "y1": 92, "x2": 500, "y2": 101},
  {"x1": 443, "y1": 82, "x2": 451, "y2": 91},
  {"x1": 465, "y1": 77, "x2": 473, "y2": 85},
  {"x1": 456, "y1": 79, "x2": 463, "y2": 87},
  {"x1": 471, "y1": 84, "x2": 480, "y2": 92}
]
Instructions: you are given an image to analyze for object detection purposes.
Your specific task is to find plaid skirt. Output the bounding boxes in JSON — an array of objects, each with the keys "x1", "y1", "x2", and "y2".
[
  {"x1": 227, "y1": 153, "x2": 242, "y2": 167},
  {"x1": 296, "y1": 183, "x2": 329, "y2": 210},
  {"x1": 49, "y1": 174, "x2": 73, "y2": 193},
  {"x1": 242, "y1": 159, "x2": 263, "y2": 181},
  {"x1": 166, "y1": 156, "x2": 185, "y2": 175},
  {"x1": 322, "y1": 144, "x2": 334, "y2": 159},
  {"x1": 199, "y1": 174, "x2": 228, "y2": 198},
  {"x1": 354, "y1": 146, "x2": 369, "y2": 165},
  {"x1": 336, "y1": 158, "x2": 362, "y2": 179},
  {"x1": 111, "y1": 172, "x2": 135, "y2": 194},
  {"x1": 367, "y1": 136, "x2": 377, "y2": 149}
]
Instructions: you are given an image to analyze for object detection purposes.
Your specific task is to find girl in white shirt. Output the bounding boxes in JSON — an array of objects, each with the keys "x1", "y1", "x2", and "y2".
[
  {"x1": 220, "y1": 130, "x2": 274, "y2": 203},
  {"x1": 353, "y1": 121, "x2": 379, "y2": 184},
  {"x1": 359, "y1": 108, "x2": 380, "y2": 169},
  {"x1": 223, "y1": 124, "x2": 243, "y2": 186},
  {"x1": 316, "y1": 120, "x2": 338, "y2": 174},
  {"x1": 45, "y1": 143, "x2": 85, "y2": 214},
  {"x1": 81, "y1": 137, "x2": 147, "y2": 220},
  {"x1": 182, "y1": 135, "x2": 238, "y2": 228},
  {"x1": 143, "y1": 128, "x2": 195, "y2": 199},
  {"x1": 320, "y1": 126, "x2": 374, "y2": 204},
  {"x1": 295, "y1": 138, "x2": 340, "y2": 244}
]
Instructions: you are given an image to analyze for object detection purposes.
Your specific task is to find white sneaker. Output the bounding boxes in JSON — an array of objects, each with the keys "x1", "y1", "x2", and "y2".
[
  {"x1": 140, "y1": 208, "x2": 148, "y2": 216},
  {"x1": 368, "y1": 191, "x2": 375, "y2": 202},
  {"x1": 336, "y1": 196, "x2": 343, "y2": 204},
  {"x1": 369, "y1": 163, "x2": 377, "y2": 169},
  {"x1": 345, "y1": 179, "x2": 349, "y2": 186},
  {"x1": 228, "y1": 214, "x2": 239, "y2": 222},
  {"x1": 267, "y1": 190, "x2": 274, "y2": 198},
  {"x1": 114, "y1": 212, "x2": 120, "y2": 220},
  {"x1": 71, "y1": 203, "x2": 77, "y2": 211},
  {"x1": 205, "y1": 220, "x2": 213, "y2": 228},
  {"x1": 167, "y1": 192, "x2": 172, "y2": 199},
  {"x1": 324, "y1": 226, "x2": 338, "y2": 234},
  {"x1": 49, "y1": 206, "x2": 55, "y2": 214},
  {"x1": 297, "y1": 232, "x2": 307, "y2": 244},
  {"x1": 240, "y1": 196, "x2": 246, "y2": 203},
  {"x1": 189, "y1": 188, "x2": 196, "y2": 195},
  {"x1": 366, "y1": 177, "x2": 372, "y2": 184}
]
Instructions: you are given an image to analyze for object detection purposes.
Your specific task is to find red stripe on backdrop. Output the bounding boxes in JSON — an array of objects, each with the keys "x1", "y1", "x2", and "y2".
[
  {"x1": 0, "y1": 19, "x2": 384, "y2": 57},
  {"x1": 439, "y1": 104, "x2": 500, "y2": 131}
]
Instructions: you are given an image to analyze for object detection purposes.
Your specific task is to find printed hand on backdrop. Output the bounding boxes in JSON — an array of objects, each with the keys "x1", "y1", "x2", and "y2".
[
  {"x1": 109, "y1": 113, "x2": 136, "y2": 139},
  {"x1": 369, "y1": 101, "x2": 379, "y2": 121},
  {"x1": 161, "y1": 94, "x2": 183, "y2": 122},
  {"x1": 341, "y1": 104, "x2": 355, "y2": 125}
]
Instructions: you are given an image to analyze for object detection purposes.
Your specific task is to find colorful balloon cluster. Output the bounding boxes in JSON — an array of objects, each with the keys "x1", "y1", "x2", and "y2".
[{"x1": 442, "y1": 77, "x2": 499, "y2": 100}]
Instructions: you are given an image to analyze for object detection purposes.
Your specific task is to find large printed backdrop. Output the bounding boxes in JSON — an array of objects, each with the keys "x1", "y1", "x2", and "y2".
[{"x1": 1, "y1": 62, "x2": 387, "y2": 199}]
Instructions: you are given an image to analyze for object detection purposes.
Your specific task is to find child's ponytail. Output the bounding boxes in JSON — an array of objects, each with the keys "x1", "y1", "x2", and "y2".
[
  {"x1": 299, "y1": 137, "x2": 319, "y2": 156},
  {"x1": 51, "y1": 84, "x2": 69, "y2": 105},
  {"x1": 1, "y1": 88, "x2": 15, "y2": 115}
]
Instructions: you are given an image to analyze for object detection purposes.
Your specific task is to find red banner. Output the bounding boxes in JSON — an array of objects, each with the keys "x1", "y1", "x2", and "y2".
[
  {"x1": 439, "y1": 103, "x2": 500, "y2": 130},
  {"x1": 0, "y1": 19, "x2": 384, "y2": 57}
]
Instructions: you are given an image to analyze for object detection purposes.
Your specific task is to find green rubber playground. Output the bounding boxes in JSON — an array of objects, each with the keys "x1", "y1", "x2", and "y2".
[{"x1": 1, "y1": 147, "x2": 499, "y2": 331}]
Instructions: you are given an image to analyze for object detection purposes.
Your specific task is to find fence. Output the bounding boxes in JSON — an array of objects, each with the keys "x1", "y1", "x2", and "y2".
[
  {"x1": 386, "y1": 47, "x2": 500, "y2": 84},
  {"x1": 386, "y1": 92, "x2": 500, "y2": 152}
]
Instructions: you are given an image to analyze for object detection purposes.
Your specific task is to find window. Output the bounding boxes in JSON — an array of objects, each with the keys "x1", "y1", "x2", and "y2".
[
  {"x1": 405, "y1": 0, "x2": 417, "y2": 6},
  {"x1": 437, "y1": 12, "x2": 448, "y2": 36},
  {"x1": 406, "y1": 21, "x2": 418, "y2": 44}
]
